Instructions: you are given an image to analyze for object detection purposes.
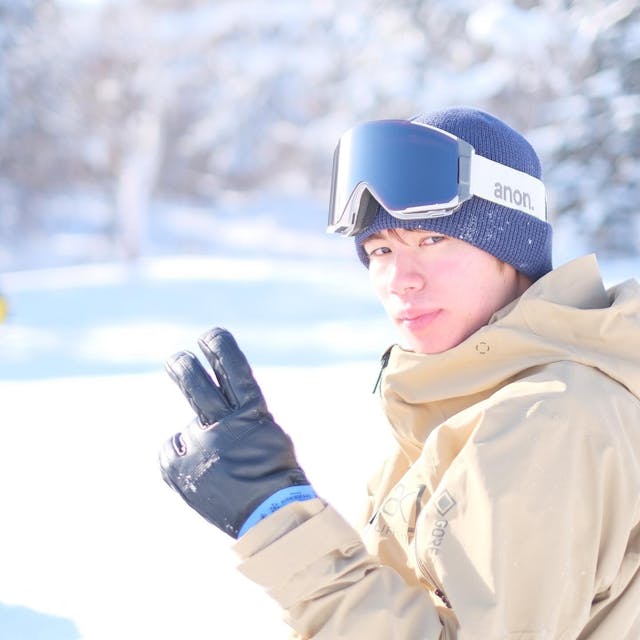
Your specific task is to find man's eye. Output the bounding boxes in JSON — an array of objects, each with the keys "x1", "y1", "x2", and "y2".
[
  {"x1": 367, "y1": 246, "x2": 391, "y2": 257},
  {"x1": 422, "y1": 235, "x2": 446, "y2": 246}
]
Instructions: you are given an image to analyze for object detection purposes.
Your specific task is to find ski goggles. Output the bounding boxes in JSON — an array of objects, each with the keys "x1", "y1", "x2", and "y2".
[{"x1": 327, "y1": 119, "x2": 547, "y2": 236}]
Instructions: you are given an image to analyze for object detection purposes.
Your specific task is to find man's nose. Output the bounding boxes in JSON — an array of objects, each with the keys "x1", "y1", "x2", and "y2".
[{"x1": 389, "y1": 253, "x2": 425, "y2": 294}]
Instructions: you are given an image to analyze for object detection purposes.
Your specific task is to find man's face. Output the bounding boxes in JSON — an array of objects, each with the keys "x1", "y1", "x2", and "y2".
[{"x1": 364, "y1": 228, "x2": 531, "y2": 354}]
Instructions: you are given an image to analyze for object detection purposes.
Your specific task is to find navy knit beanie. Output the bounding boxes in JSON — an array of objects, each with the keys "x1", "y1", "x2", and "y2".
[{"x1": 355, "y1": 107, "x2": 553, "y2": 281}]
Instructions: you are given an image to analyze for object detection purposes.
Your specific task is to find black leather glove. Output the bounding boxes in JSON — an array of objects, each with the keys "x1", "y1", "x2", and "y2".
[{"x1": 159, "y1": 327, "x2": 313, "y2": 539}]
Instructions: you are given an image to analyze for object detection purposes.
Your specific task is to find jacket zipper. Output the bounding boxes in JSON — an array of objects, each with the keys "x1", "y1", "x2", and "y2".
[
  {"x1": 372, "y1": 345, "x2": 393, "y2": 394},
  {"x1": 371, "y1": 343, "x2": 452, "y2": 610},
  {"x1": 416, "y1": 553, "x2": 452, "y2": 609}
]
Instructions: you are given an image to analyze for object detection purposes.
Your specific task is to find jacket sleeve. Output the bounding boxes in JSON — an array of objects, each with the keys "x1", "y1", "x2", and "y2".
[{"x1": 234, "y1": 498, "x2": 459, "y2": 639}]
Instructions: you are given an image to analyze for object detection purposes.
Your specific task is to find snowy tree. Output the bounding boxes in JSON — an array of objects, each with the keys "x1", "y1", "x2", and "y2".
[{"x1": 0, "y1": 0, "x2": 638, "y2": 267}]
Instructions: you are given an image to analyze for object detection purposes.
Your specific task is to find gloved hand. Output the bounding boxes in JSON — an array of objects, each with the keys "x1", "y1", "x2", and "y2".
[{"x1": 159, "y1": 327, "x2": 315, "y2": 539}]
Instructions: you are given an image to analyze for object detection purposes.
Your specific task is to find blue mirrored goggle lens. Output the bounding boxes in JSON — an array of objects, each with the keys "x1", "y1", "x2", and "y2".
[{"x1": 329, "y1": 120, "x2": 462, "y2": 233}]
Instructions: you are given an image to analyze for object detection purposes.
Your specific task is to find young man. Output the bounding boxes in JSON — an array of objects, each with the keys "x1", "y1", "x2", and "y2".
[{"x1": 159, "y1": 108, "x2": 640, "y2": 638}]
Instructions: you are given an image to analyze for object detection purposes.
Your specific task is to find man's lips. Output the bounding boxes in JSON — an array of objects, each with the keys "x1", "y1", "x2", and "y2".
[{"x1": 396, "y1": 309, "x2": 442, "y2": 330}]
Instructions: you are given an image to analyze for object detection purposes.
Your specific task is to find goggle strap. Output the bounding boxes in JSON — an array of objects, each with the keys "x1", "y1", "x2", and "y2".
[{"x1": 470, "y1": 154, "x2": 547, "y2": 222}]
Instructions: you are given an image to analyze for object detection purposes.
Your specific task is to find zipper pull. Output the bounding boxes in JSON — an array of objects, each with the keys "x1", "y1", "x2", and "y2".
[{"x1": 372, "y1": 346, "x2": 393, "y2": 394}]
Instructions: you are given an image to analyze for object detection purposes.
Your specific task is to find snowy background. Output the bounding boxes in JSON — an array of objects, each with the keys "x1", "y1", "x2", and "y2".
[{"x1": 1, "y1": 0, "x2": 639, "y2": 638}]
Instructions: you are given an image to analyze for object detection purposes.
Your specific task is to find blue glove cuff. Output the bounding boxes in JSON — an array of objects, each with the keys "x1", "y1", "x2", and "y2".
[{"x1": 238, "y1": 484, "x2": 317, "y2": 537}]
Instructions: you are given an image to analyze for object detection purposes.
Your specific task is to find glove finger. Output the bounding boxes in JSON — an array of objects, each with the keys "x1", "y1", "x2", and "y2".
[
  {"x1": 159, "y1": 438, "x2": 198, "y2": 501},
  {"x1": 165, "y1": 350, "x2": 231, "y2": 426},
  {"x1": 198, "y1": 327, "x2": 266, "y2": 411},
  {"x1": 158, "y1": 437, "x2": 179, "y2": 485}
]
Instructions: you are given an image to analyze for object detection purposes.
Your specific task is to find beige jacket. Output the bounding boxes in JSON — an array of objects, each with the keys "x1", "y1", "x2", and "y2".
[{"x1": 235, "y1": 255, "x2": 640, "y2": 639}]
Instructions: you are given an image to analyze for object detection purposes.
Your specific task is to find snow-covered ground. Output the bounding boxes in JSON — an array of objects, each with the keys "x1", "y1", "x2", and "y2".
[
  {"x1": 0, "y1": 201, "x2": 638, "y2": 638},
  {"x1": 0, "y1": 358, "x2": 394, "y2": 639}
]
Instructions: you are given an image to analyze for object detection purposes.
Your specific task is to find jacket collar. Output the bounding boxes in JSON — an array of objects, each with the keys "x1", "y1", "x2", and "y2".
[{"x1": 379, "y1": 255, "x2": 637, "y2": 458}]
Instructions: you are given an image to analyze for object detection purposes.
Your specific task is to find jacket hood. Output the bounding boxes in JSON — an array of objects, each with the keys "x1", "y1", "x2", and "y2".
[{"x1": 380, "y1": 254, "x2": 640, "y2": 458}]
